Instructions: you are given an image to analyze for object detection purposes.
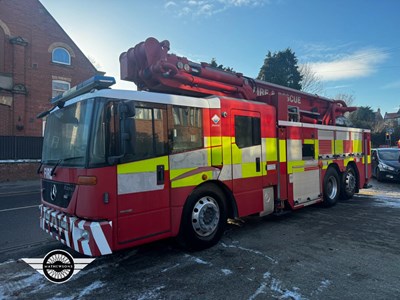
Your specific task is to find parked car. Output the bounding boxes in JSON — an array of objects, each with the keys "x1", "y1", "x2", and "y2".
[{"x1": 371, "y1": 148, "x2": 400, "y2": 182}]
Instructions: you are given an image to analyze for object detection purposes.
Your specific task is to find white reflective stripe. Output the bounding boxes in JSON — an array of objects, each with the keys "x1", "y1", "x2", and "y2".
[
  {"x1": 170, "y1": 149, "x2": 209, "y2": 169},
  {"x1": 287, "y1": 140, "x2": 302, "y2": 161},
  {"x1": 279, "y1": 120, "x2": 368, "y2": 133},
  {"x1": 218, "y1": 165, "x2": 232, "y2": 181},
  {"x1": 72, "y1": 224, "x2": 80, "y2": 251},
  {"x1": 232, "y1": 164, "x2": 242, "y2": 179},
  {"x1": 64, "y1": 229, "x2": 71, "y2": 247},
  {"x1": 318, "y1": 130, "x2": 334, "y2": 140},
  {"x1": 118, "y1": 172, "x2": 163, "y2": 195},
  {"x1": 90, "y1": 222, "x2": 112, "y2": 255},
  {"x1": 78, "y1": 220, "x2": 86, "y2": 230},
  {"x1": 336, "y1": 131, "x2": 349, "y2": 140},
  {"x1": 241, "y1": 145, "x2": 261, "y2": 163},
  {"x1": 352, "y1": 132, "x2": 363, "y2": 140},
  {"x1": 262, "y1": 138, "x2": 267, "y2": 162},
  {"x1": 81, "y1": 239, "x2": 92, "y2": 256}
]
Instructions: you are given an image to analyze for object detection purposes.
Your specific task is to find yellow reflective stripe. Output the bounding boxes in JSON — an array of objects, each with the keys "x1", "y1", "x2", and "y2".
[
  {"x1": 314, "y1": 140, "x2": 319, "y2": 159},
  {"x1": 362, "y1": 155, "x2": 371, "y2": 164},
  {"x1": 241, "y1": 162, "x2": 261, "y2": 178},
  {"x1": 170, "y1": 168, "x2": 196, "y2": 180},
  {"x1": 321, "y1": 160, "x2": 333, "y2": 170},
  {"x1": 335, "y1": 140, "x2": 343, "y2": 154},
  {"x1": 117, "y1": 156, "x2": 169, "y2": 174},
  {"x1": 231, "y1": 143, "x2": 242, "y2": 164},
  {"x1": 210, "y1": 136, "x2": 222, "y2": 165},
  {"x1": 171, "y1": 170, "x2": 213, "y2": 188},
  {"x1": 222, "y1": 136, "x2": 232, "y2": 164},
  {"x1": 287, "y1": 160, "x2": 305, "y2": 174},
  {"x1": 279, "y1": 140, "x2": 286, "y2": 162},
  {"x1": 353, "y1": 140, "x2": 362, "y2": 153},
  {"x1": 266, "y1": 138, "x2": 278, "y2": 162},
  {"x1": 303, "y1": 139, "x2": 314, "y2": 144}
]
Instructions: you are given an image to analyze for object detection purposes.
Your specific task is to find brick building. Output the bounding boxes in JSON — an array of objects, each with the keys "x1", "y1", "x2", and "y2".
[{"x1": 0, "y1": 0, "x2": 100, "y2": 181}]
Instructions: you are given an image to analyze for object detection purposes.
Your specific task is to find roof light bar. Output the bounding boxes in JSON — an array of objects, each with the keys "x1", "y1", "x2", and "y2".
[{"x1": 50, "y1": 75, "x2": 116, "y2": 106}]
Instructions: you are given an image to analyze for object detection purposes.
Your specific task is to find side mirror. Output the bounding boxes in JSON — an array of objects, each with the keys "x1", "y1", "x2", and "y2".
[{"x1": 107, "y1": 101, "x2": 136, "y2": 165}]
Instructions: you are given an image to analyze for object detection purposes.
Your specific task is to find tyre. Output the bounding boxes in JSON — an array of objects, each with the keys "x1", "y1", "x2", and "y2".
[
  {"x1": 340, "y1": 165, "x2": 357, "y2": 200},
  {"x1": 322, "y1": 167, "x2": 340, "y2": 207},
  {"x1": 178, "y1": 185, "x2": 227, "y2": 250}
]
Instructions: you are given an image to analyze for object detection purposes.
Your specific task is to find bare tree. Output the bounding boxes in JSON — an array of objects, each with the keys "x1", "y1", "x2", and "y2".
[
  {"x1": 335, "y1": 93, "x2": 355, "y2": 107},
  {"x1": 299, "y1": 63, "x2": 324, "y2": 95}
]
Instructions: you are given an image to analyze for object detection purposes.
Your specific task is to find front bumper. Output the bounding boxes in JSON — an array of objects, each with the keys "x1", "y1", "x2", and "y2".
[
  {"x1": 40, "y1": 205, "x2": 113, "y2": 256},
  {"x1": 379, "y1": 170, "x2": 400, "y2": 181}
]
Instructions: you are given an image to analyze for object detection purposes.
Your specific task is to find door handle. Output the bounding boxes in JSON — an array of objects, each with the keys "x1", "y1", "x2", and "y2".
[
  {"x1": 255, "y1": 157, "x2": 261, "y2": 172},
  {"x1": 157, "y1": 165, "x2": 165, "y2": 185}
]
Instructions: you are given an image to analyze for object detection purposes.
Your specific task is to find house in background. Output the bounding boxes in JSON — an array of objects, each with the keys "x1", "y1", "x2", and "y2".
[
  {"x1": 384, "y1": 108, "x2": 400, "y2": 127},
  {"x1": 0, "y1": 0, "x2": 101, "y2": 181}
]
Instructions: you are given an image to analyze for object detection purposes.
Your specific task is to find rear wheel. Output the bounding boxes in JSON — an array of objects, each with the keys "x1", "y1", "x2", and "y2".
[
  {"x1": 340, "y1": 166, "x2": 357, "y2": 200},
  {"x1": 322, "y1": 167, "x2": 340, "y2": 207},
  {"x1": 178, "y1": 185, "x2": 227, "y2": 250}
]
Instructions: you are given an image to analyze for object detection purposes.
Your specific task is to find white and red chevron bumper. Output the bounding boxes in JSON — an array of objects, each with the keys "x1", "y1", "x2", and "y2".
[{"x1": 40, "y1": 205, "x2": 113, "y2": 257}]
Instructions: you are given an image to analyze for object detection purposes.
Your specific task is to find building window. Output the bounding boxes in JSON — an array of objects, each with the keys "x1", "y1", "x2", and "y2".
[
  {"x1": 52, "y1": 80, "x2": 70, "y2": 97},
  {"x1": 52, "y1": 47, "x2": 71, "y2": 65}
]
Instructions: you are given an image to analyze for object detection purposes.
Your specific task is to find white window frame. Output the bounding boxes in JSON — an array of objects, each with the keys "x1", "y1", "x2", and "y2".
[
  {"x1": 52, "y1": 47, "x2": 71, "y2": 65},
  {"x1": 52, "y1": 80, "x2": 70, "y2": 98}
]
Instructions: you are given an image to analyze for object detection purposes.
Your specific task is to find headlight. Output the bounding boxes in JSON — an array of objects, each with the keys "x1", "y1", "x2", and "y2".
[{"x1": 379, "y1": 163, "x2": 395, "y2": 171}]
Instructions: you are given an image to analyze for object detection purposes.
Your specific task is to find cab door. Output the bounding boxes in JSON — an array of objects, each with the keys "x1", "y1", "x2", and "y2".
[
  {"x1": 231, "y1": 110, "x2": 264, "y2": 216},
  {"x1": 116, "y1": 103, "x2": 170, "y2": 244}
]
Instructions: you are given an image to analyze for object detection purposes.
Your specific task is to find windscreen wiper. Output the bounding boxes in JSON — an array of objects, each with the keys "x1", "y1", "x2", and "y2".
[{"x1": 50, "y1": 156, "x2": 84, "y2": 176}]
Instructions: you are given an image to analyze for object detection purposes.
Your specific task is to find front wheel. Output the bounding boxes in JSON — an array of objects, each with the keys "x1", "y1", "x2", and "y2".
[
  {"x1": 340, "y1": 166, "x2": 357, "y2": 200},
  {"x1": 178, "y1": 185, "x2": 227, "y2": 250},
  {"x1": 322, "y1": 167, "x2": 340, "y2": 207}
]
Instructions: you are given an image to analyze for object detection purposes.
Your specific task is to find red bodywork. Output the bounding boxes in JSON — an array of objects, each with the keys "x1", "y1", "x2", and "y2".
[{"x1": 40, "y1": 37, "x2": 370, "y2": 257}]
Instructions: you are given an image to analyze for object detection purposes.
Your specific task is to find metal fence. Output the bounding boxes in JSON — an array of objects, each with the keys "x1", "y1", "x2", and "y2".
[{"x1": 0, "y1": 136, "x2": 43, "y2": 160}]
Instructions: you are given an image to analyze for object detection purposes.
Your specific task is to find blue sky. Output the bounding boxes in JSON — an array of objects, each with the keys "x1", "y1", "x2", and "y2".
[{"x1": 39, "y1": 0, "x2": 400, "y2": 115}]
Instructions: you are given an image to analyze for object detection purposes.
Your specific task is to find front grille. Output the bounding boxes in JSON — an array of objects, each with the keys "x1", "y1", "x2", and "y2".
[{"x1": 42, "y1": 180, "x2": 75, "y2": 208}]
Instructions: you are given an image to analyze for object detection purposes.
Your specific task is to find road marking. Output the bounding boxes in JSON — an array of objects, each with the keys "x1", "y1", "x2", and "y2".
[
  {"x1": 0, "y1": 190, "x2": 40, "y2": 197},
  {"x1": 0, "y1": 205, "x2": 39, "y2": 213}
]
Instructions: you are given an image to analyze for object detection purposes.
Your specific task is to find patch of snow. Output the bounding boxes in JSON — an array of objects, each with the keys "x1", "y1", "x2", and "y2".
[
  {"x1": 0, "y1": 259, "x2": 15, "y2": 266},
  {"x1": 311, "y1": 279, "x2": 332, "y2": 296},
  {"x1": 161, "y1": 263, "x2": 180, "y2": 273},
  {"x1": 221, "y1": 269, "x2": 233, "y2": 275},
  {"x1": 221, "y1": 243, "x2": 278, "y2": 264},
  {"x1": 137, "y1": 285, "x2": 165, "y2": 300},
  {"x1": 77, "y1": 280, "x2": 105, "y2": 299},
  {"x1": 1, "y1": 272, "x2": 47, "y2": 298},
  {"x1": 248, "y1": 272, "x2": 305, "y2": 300},
  {"x1": 248, "y1": 282, "x2": 267, "y2": 300},
  {"x1": 372, "y1": 198, "x2": 400, "y2": 209},
  {"x1": 184, "y1": 254, "x2": 212, "y2": 265}
]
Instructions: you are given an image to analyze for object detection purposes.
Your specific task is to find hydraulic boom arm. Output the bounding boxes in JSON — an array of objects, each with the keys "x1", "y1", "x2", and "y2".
[{"x1": 120, "y1": 37, "x2": 356, "y2": 125}]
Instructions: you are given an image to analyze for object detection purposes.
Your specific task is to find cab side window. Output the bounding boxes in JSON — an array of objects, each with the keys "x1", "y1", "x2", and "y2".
[
  {"x1": 235, "y1": 115, "x2": 261, "y2": 148},
  {"x1": 169, "y1": 105, "x2": 203, "y2": 153}
]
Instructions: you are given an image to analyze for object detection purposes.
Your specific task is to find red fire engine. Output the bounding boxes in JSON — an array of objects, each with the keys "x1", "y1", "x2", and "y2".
[{"x1": 38, "y1": 37, "x2": 371, "y2": 256}]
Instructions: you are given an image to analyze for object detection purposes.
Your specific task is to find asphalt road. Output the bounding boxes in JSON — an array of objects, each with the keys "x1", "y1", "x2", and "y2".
[
  {"x1": 0, "y1": 188, "x2": 52, "y2": 254},
  {"x1": 0, "y1": 179, "x2": 399, "y2": 299}
]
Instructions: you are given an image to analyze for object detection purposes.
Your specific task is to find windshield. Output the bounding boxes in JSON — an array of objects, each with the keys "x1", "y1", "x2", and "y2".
[
  {"x1": 42, "y1": 99, "x2": 95, "y2": 166},
  {"x1": 379, "y1": 150, "x2": 400, "y2": 161}
]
